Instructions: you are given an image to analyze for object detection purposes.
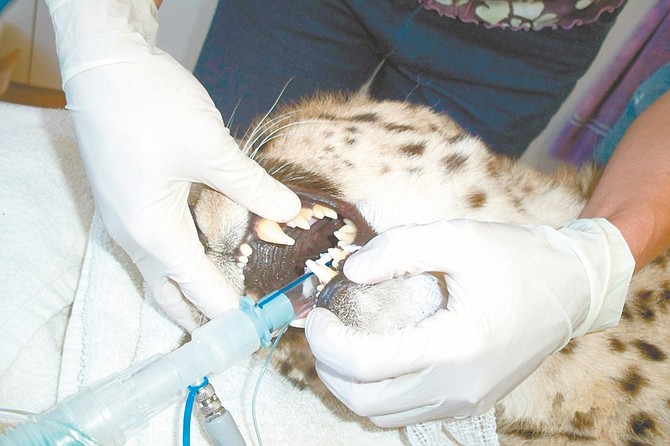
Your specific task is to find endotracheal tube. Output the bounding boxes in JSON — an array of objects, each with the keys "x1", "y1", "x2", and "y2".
[{"x1": 0, "y1": 271, "x2": 320, "y2": 446}]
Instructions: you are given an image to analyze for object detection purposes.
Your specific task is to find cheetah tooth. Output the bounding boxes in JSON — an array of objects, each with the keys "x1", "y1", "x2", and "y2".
[
  {"x1": 328, "y1": 247, "x2": 348, "y2": 269},
  {"x1": 236, "y1": 255, "x2": 249, "y2": 264},
  {"x1": 286, "y1": 213, "x2": 311, "y2": 230},
  {"x1": 239, "y1": 243, "x2": 253, "y2": 257},
  {"x1": 337, "y1": 240, "x2": 355, "y2": 250},
  {"x1": 341, "y1": 243, "x2": 362, "y2": 253},
  {"x1": 334, "y1": 230, "x2": 356, "y2": 245},
  {"x1": 300, "y1": 208, "x2": 314, "y2": 220},
  {"x1": 256, "y1": 219, "x2": 295, "y2": 246},
  {"x1": 306, "y1": 259, "x2": 337, "y2": 284},
  {"x1": 313, "y1": 204, "x2": 338, "y2": 219},
  {"x1": 327, "y1": 247, "x2": 347, "y2": 262},
  {"x1": 312, "y1": 205, "x2": 325, "y2": 219},
  {"x1": 337, "y1": 222, "x2": 357, "y2": 234}
]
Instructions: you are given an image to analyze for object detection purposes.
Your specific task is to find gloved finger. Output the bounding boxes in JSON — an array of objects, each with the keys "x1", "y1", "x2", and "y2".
[
  {"x1": 110, "y1": 188, "x2": 241, "y2": 320},
  {"x1": 305, "y1": 308, "x2": 432, "y2": 381},
  {"x1": 342, "y1": 226, "x2": 427, "y2": 284},
  {"x1": 152, "y1": 256, "x2": 241, "y2": 330},
  {"x1": 172, "y1": 254, "x2": 241, "y2": 316},
  {"x1": 343, "y1": 220, "x2": 498, "y2": 284},
  {"x1": 196, "y1": 132, "x2": 301, "y2": 223},
  {"x1": 153, "y1": 279, "x2": 201, "y2": 332},
  {"x1": 314, "y1": 360, "x2": 444, "y2": 422}
]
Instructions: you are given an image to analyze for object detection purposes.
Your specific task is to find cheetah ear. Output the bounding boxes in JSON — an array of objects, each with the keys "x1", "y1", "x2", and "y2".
[{"x1": 355, "y1": 59, "x2": 386, "y2": 99}]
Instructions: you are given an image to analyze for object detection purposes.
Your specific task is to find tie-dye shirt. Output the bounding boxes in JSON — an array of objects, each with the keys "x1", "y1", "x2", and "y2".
[{"x1": 418, "y1": 0, "x2": 625, "y2": 31}]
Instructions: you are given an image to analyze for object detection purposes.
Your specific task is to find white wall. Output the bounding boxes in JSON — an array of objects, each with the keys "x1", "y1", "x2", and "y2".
[
  {"x1": 156, "y1": 0, "x2": 218, "y2": 72},
  {"x1": 0, "y1": 0, "x2": 218, "y2": 90}
]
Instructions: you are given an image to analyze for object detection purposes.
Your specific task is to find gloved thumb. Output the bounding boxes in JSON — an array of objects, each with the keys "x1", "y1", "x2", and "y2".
[{"x1": 343, "y1": 223, "x2": 446, "y2": 284}]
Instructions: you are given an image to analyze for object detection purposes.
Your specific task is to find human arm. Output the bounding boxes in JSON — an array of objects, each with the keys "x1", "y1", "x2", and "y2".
[
  {"x1": 45, "y1": 0, "x2": 300, "y2": 330},
  {"x1": 580, "y1": 89, "x2": 670, "y2": 271}
]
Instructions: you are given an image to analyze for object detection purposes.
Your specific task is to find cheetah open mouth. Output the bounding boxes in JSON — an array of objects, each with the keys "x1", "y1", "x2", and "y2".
[{"x1": 237, "y1": 189, "x2": 376, "y2": 307}]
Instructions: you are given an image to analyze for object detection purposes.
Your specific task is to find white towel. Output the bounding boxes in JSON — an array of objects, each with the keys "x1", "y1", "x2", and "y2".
[
  {"x1": 0, "y1": 102, "x2": 404, "y2": 445},
  {"x1": 0, "y1": 102, "x2": 93, "y2": 413}
]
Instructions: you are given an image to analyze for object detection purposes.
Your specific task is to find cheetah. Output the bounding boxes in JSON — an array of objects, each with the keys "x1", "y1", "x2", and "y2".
[{"x1": 194, "y1": 93, "x2": 670, "y2": 445}]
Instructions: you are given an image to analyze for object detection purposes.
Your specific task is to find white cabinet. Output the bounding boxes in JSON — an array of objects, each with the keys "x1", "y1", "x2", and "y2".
[{"x1": 0, "y1": 0, "x2": 218, "y2": 90}]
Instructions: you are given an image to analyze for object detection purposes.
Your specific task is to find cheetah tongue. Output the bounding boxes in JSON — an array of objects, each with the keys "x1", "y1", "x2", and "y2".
[{"x1": 242, "y1": 189, "x2": 376, "y2": 299}]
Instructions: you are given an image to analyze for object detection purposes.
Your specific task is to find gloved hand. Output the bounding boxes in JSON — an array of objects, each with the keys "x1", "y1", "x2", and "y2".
[
  {"x1": 305, "y1": 218, "x2": 634, "y2": 426},
  {"x1": 46, "y1": 0, "x2": 300, "y2": 330}
]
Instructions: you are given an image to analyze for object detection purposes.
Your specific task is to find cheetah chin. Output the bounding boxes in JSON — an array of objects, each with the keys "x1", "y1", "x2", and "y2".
[{"x1": 194, "y1": 92, "x2": 670, "y2": 445}]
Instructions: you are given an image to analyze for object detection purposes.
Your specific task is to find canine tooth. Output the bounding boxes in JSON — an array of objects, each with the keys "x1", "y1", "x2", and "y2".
[
  {"x1": 236, "y1": 255, "x2": 249, "y2": 264},
  {"x1": 239, "y1": 243, "x2": 253, "y2": 257},
  {"x1": 334, "y1": 230, "x2": 355, "y2": 245},
  {"x1": 313, "y1": 204, "x2": 337, "y2": 219},
  {"x1": 287, "y1": 214, "x2": 311, "y2": 230},
  {"x1": 256, "y1": 219, "x2": 295, "y2": 246},
  {"x1": 306, "y1": 259, "x2": 337, "y2": 284}
]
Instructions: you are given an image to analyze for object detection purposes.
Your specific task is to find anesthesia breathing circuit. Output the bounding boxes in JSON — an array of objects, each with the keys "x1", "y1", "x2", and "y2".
[{"x1": 0, "y1": 270, "x2": 321, "y2": 446}]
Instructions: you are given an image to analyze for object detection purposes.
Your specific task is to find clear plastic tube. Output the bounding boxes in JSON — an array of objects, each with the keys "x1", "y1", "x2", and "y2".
[
  {"x1": 0, "y1": 408, "x2": 98, "y2": 445},
  {"x1": 0, "y1": 277, "x2": 316, "y2": 446},
  {"x1": 256, "y1": 271, "x2": 319, "y2": 323}
]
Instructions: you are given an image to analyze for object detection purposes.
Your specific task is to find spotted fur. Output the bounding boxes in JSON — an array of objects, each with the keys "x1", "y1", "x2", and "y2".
[{"x1": 194, "y1": 93, "x2": 670, "y2": 445}]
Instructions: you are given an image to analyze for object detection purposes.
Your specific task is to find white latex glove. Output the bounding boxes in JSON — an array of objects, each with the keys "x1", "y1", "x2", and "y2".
[
  {"x1": 305, "y1": 218, "x2": 634, "y2": 426},
  {"x1": 46, "y1": 0, "x2": 300, "y2": 330}
]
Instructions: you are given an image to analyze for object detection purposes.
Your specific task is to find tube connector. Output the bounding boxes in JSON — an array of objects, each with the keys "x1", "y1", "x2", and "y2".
[{"x1": 195, "y1": 384, "x2": 246, "y2": 446}]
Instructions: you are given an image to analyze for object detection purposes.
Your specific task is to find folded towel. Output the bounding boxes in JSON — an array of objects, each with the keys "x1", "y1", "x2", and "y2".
[
  {"x1": 0, "y1": 102, "x2": 93, "y2": 413},
  {"x1": 0, "y1": 101, "x2": 404, "y2": 445}
]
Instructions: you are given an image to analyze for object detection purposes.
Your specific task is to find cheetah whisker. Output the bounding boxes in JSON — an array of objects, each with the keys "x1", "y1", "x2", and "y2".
[
  {"x1": 243, "y1": 112, "x2": 297, "y2": 156},
  {"x1": 251, "y1": 120, "x2": 333, "y2": 158}
]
